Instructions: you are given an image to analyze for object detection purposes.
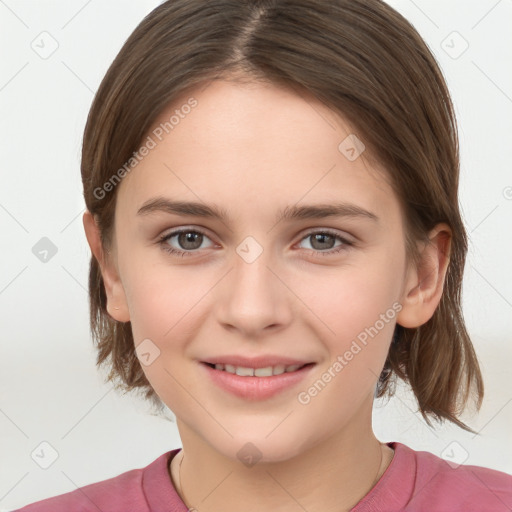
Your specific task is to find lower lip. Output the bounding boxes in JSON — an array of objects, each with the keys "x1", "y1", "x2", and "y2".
[{"x1": 200, "y1": 362, "x2": 316, "y2": 401}]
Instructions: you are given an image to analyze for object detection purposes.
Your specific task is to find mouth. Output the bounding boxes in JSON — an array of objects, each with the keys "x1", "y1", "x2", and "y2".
[
  {"x1": 202, "y1": 361, "x2": 315, "y2": 377},
  {"x1": 200, "y1": 361, "x2": 316, "y2": 400}
]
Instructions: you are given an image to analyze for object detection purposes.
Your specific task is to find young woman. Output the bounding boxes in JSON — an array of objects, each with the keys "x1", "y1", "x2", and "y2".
[{"x1": 16, "y1": 0, "x2": 512, "y2": 510}]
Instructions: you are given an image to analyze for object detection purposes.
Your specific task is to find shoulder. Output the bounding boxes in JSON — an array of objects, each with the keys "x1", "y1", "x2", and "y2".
[
  {"x1": 399, "y1": 442, "x2": 512, "y2": 511},
  {"x1": 13, "y1": 451, "x2": 174, "y2": 512}
]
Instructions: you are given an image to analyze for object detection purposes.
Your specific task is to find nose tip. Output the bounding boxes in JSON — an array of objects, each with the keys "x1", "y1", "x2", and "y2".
[{"x1": 215, "y1": 252, "x2": 293, "y2": 336}]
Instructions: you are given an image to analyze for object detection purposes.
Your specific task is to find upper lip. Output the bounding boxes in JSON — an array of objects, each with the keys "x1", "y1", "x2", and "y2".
[{"x1": 201, "y1": 355, "x2": 315, "y2": 369}]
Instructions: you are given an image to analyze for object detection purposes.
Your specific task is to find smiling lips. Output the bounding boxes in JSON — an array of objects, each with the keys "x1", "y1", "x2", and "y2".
[
  {"x1": 205, "y1": 362, "x2": 310, "y2": 377},
  {"x1": 201, "y1": 354, "x2": 314, "y2": 368},
  {"x1": 200, "y1": 355, "x2": 316, "y2": 400},
  {"x1": 201, "y1": 354, "x2": 314, "y2": 377}
]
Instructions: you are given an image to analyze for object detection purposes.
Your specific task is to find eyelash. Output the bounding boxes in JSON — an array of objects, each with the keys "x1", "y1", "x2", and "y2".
[{"x1": 158, "y1": 228, "x2": 354, "y2": 258}]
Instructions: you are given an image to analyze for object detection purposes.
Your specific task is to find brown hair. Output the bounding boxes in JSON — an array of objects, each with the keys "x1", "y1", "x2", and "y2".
[{"x1": 81, "y1": 0, "x2": 484, "y2": 432}]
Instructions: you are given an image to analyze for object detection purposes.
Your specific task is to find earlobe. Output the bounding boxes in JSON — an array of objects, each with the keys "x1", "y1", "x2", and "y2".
[
  {"x1": 396, "y1": 224, "x2": 451, "y2": 329},
  {"x1": 82, "y1": 211, "x2": 130, "y2": 323}
]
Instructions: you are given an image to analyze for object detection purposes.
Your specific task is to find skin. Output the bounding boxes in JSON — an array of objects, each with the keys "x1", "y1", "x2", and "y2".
[{"x1": 83, "y1": 79, "x2": 451, "y2": 512}]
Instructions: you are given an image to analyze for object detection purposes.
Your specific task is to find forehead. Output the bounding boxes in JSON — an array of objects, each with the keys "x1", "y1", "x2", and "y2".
[{"x1": 115, "y1": 79, "x2": 397, "y2": 223}]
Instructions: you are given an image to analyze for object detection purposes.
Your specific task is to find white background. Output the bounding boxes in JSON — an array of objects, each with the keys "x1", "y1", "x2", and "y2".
[{"x1": 1, "y1": 0, "x2": 511, "y2": 510}]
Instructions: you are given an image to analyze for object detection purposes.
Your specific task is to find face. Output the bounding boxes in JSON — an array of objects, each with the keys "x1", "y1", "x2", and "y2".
[{"x1": 95, "y1": 79, "x2": 417, "y2": 462}]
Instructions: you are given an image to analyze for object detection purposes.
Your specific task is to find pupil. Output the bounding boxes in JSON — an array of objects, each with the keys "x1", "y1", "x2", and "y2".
[
  {"x1": 312, "y1": 233, "x2": 334, "y2": 250},
  {"x1": 179, "y1": 232, "x2": 202, "y2": 249}
]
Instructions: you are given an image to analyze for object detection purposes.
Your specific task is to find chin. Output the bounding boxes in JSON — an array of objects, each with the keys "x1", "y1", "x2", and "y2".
[{"x1": 204, "y1": 430, "x2": 312, "y2": 467}]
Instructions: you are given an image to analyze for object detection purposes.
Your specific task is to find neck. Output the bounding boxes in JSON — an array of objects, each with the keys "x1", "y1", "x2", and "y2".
[{"x1": 169, "y1": 402, "x2": 394, "y2": 512}]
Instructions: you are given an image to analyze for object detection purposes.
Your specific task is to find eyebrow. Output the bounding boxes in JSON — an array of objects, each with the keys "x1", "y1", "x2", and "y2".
[{"x1": 136, "y1": 197, "x2": 379, "y2": 225}]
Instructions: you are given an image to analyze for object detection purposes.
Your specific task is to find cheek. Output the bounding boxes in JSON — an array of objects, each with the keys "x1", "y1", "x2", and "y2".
[
  {"x1": 293, "y1": 277, "x2": 399, "y2": 419},
  {"x1": 123, "y1": 261, "x2": 217, "y2": 365},
  {"x1": 120, "y1": 258, "x2": 193, "y2": 343},
  {"x1": 293, "y1": 253, "x2": 402, "y2": 383},
  {"x1": 123, "y1": 265, "x2": 209, "y2": 397},
  {"x1": 299, "y1": 255, "x2": 402, "y2": 336}
]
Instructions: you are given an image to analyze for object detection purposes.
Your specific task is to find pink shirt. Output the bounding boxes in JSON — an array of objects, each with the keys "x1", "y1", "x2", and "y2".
[{"x1": 14, "y1": 441, "x2": 512, "y2": 511}]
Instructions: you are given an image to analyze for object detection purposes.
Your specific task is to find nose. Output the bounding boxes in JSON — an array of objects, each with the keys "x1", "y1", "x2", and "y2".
[{"x1": 215, "y1": 247, "x2": 293, "y2": 338}]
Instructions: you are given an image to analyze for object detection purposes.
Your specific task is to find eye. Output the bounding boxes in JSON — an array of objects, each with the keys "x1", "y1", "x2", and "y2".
[
  {"x1": 297, "y1": 229, "x2": 353, "y2": 256},
  {"x1": 158, "y1": 227, "x2": 354, "y2": 258},
  {"x1": 158, "y1": 228, "x2": 214, "y2": 257}
]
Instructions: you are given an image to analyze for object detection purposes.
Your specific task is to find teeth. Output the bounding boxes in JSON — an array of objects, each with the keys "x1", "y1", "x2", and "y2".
[{"x1": 213, "y1": 363, "x2": 303, "y2": 376}]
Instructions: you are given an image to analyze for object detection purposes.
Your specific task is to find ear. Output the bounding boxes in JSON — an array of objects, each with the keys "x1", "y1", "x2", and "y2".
[
  {"x1": 82, "y1": 210, "x2": 130, "y2": 323},
  {"x1": 396, "y1": 223, "x2": 452, "y2": 328}
]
